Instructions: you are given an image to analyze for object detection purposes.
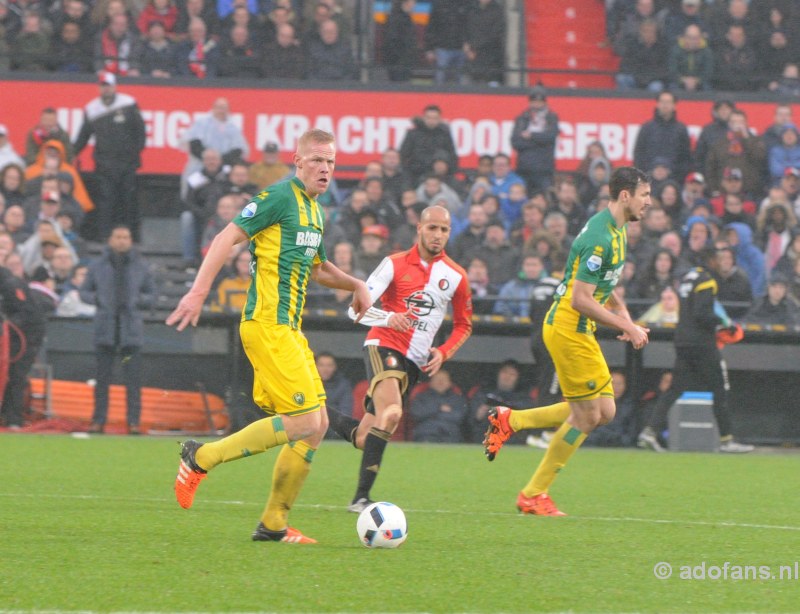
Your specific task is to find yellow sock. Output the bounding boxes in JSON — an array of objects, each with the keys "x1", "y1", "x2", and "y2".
[
  {"x1": 195, "y1": 416, "x2": 289, "y2": 470},
  {"x1": 509, "y1": 402, "x2": 571, "y2": 431},
  {"x1": 522, "y1": 421, "x2": 587, "y2": 497},
  {"x1": 261, "y1": 441, "x2": 315, "y2": 531}
]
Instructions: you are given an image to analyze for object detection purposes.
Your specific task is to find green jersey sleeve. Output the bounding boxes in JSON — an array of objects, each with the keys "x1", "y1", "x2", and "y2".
[{"x1": 234, "y1": 189, "x2": 284, "y2": 237}]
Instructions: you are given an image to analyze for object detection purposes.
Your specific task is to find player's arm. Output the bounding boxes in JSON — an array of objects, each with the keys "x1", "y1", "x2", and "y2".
[
  {"x1": 692, "y1": 277, "x2": 722, "y2": 330},
  {"x1": 311, "y1": 260, "x2": 371, "y2": 323},
  {"x1": 606, "y1": 287, "x2": 633, "y2": 322},
  {"x1": 166, "y1": 222, "x2": 247, "y2": 330},
  {"x1": 571, "y1": 280, "x2": 649, "y2": 349},
  {"x1": 426, "y1": 275, "x2": 473, "y2": 374},
  {"x1": 344, "y1": 257, "x2": 412, "y2": 331}
]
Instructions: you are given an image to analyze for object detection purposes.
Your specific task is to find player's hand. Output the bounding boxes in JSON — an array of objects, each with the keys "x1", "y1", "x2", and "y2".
[
  {"x1": 387, "y1": 310, "x2": 413, "y2": 332},
  {"x1": 166, "y1": 290, "x2": 206, "y2": 331},
  {"x1": 350, "y1": 281, "x2": 371, "y2": 324},
  {"x1": 618, "y1": 324, "x2": 649, "y2": 350},
  {"x1": 422, "y1": 347, "x2": 444, "y2": 376}
]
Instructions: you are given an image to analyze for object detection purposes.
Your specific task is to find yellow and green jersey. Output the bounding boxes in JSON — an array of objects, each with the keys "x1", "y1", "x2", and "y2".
[
  {"x1": 233, "y1": 176, "x2": 326, "y2": 329},
  {"x1": 546, "y1": 208, "x2": 627, "y2": 334}
]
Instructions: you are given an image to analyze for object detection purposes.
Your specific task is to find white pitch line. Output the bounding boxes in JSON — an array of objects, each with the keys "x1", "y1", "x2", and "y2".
[{"x1": 2, "y1": 492, "x2": 798, "y2": 532}]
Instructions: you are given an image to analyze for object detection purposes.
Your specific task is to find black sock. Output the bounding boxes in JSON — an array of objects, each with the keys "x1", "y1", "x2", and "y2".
[
  {"x1": 354, "y1": 427, "x2": 391, "y2": 501},
  {"x1": 327, "y1": 406, "x2": 360, "y2": 442}
]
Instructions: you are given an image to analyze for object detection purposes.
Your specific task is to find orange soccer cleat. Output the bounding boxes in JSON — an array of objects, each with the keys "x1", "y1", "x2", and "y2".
[
  {"x1": 516, "y1": 492, "x2": 567, "y2": 517},
  {"x1": 174, "y1": 440, "x2": 208, "y2": 509},
  {"x1": 483, "y1": 406, "x2": 514, "y2": 461},
  {"x1": 252, "y1": 523, "x2": 318, "y2": 544}
]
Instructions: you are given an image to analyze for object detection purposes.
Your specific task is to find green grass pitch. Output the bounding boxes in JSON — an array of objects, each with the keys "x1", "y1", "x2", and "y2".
[{"x1": 0, "y1": 434, "x2": 797, "y2": 613}]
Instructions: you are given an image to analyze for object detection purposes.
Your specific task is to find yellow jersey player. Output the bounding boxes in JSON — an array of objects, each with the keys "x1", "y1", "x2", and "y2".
[
  {"x1": 483, "y1": 166, "x2": 651, "y2": 516},
  {"x1": 167, "y1": 129, "x2": 371, "y2": 542}
]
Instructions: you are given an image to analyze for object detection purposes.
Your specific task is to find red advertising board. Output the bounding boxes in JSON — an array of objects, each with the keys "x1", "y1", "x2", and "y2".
[{"x1": 0, "y1": 79, "x2": 782, "y2": 176}]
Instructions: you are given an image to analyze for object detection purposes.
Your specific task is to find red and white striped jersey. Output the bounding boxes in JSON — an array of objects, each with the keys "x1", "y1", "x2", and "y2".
[{"x1": 349, "y1": 245, "x2": 473, "y2": 368}]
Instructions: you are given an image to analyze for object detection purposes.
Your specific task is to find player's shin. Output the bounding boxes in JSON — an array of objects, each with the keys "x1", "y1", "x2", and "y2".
[
  {"x1": 261, "y1": 440, "x2": 315, "y2": 531},
  {"x1": 523, "y1": 421, "x2": 587, "y2": 497},
  {"x1": 354, "y1": 427, "x2": 391, "y2": 501},
  {"x1": 509, "y1": 402, "x2": 571, "y2": 431},
  {"x1": 196, "y1": 416, "x2": 289, "y2": 469},
  {"x1": 326, "y1": 406, "x2": 360, "y2": 444}
]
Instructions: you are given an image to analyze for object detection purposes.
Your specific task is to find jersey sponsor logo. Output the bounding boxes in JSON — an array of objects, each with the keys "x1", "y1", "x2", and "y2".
[
  {"x1": 438, "y1": 278, "x2": 450, "y2": 291},
  {"x1": 603, "y1": 264, "x2": 624, "y2": 284},
  {"x1": 242, "y1": 202, "x2": 257, "y2": 218},
  {"x1": 586, "y1": 254, "x2": 603, "y2": 272},
  {"x1": 295, "y1": 230, "x2": 321, "y2": 248},
  {"x1": 405, "y1": 290, "x2": 436, "y2": 317}
]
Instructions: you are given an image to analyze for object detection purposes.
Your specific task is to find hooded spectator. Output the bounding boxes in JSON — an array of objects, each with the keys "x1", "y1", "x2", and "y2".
[{"x1": 725, "y1": 222, "x2": 766, "y2": 297}]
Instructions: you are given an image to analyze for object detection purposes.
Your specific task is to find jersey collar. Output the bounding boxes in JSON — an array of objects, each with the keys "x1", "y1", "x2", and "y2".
[{"x1": 408, "y1": 243, "x2": 445, "y2": 267}]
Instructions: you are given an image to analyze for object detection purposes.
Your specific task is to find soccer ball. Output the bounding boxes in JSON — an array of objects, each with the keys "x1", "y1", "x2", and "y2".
[{"x1": 356, "y1": 501, "x2": 408, "y2": 549}]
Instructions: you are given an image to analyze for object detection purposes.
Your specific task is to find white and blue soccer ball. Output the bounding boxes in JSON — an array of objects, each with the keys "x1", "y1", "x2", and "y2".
[{"x1": 356, "y1": 501, "x2": 408, "y2": 549}]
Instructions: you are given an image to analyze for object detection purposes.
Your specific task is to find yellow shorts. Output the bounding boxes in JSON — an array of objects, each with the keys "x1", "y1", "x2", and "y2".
[
  {"x1": 542, "y1": 322, "x2": 613, "y2": 401},
  {"x1": 239, "y1": 320, "x2": 325, "y2": 416}
]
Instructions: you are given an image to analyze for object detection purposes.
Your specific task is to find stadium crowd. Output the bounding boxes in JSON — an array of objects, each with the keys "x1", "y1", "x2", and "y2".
[{"x1": 2, "y1": 0, "x2": 800, "y2": 436}]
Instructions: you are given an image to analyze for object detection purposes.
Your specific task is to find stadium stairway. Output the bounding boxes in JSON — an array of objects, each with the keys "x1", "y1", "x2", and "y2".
[{"x1": 525, "y1": 0, "x2": 618, "y2": 89}]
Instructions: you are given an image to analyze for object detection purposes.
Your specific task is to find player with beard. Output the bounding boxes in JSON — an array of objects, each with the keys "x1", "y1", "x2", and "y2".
[
  {"x1": 483, "y1": 167, "x2": 651, "y2": 516},
  {"x1": 326, "y1": 205, "x2": 473, "y2": 512}
]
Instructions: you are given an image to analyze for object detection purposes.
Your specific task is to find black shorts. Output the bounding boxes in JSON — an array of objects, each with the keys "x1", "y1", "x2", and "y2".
[{"x1": 362, "y1": 345, "x2": 422, "y2": 415}]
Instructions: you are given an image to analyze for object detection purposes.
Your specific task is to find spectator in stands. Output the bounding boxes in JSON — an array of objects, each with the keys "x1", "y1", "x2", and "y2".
[
  {"x1": 248, "y1": 141, "x2": 289, "y2": 189},
  {"x1": 714, "y1": 245, "x2": 752, "y2": 318},
  {"x1": 51, "y1": 18, "x2": 95, "y2": 73},
  {"x1": 56, "y1": 263, "x2": 96, "y2": 317},
  {"x1": 612, "y1": 0, "x2": 657, "y2": 51},
  {"x1": 424, "y1": 0, "x2": 468, "y2": 84},
  {"x1": 634, "y1": 247, "x2": 677, "y2": 301},
  {"x1": 475, "y1": 219, "x2": 518, "y2": 286},
  {"x1": 761, "y1": 104, "x2": 795, "y2": 156},
  {"x1": 542, "y1": 209, "x2": 572, "y2": 254},
  {"x1": 180, "y1": 97, "x2": 248, "y2": 197},
  {"x1": 24, "y1": 140, "x2": 94, "y2": 217},
  {"x1": 744, "y1": 271, "x2": 800, "y2": 326},
  {"x1": 306, "y1": 19, "x2": 357, "y2": 81},
  {"x1": 710, "y1": 167, "x2": 756, "y2": 216},
  {"x1": 706, "y1": 109, "x2": 766, "y2": 199},
  {"x1": 549, "y1": 178, "x2": 586, "y2": 238},
  {"x1": 466, "y1": 255, "x2": 496, "y2": 315},
  {"x1": 94, "y1": 12, "x2": 142, "y2": 76},
  {"x1": 510, "y1": 195, "x2": 546, "y2": 250},
  {"x1": 769, "y1": 63, "x2": 800, "y2": 99},
  {"x1": 200, "y1": 192, "x2": 242, "y2": 258},
  {"x1": 510, "y1": 86, "x2": 559, "y2": 194},
  {"x1": 488, "y1": 153, "x2": 525, "y2": 216},
  {"x1": 414, "y1": 173, "x2": 461, "y2": 215},
  {"x1": 399, "y1": 104, "x2": 458, "y2": 186},
  {"x1": 210, "y1": 243, "x2": 250, "y2": 312},
  {"x1": 382, "y1": 0, "x2": 417, "y2": 82},
  {"x1": 217, "y1": 23, "x2": 262, "y2": 78},
  {"x1": 137, "y1": 0, "x2": 177, "y2": 35},
  {"x1": 695, "y1": 100, "x2": 735, "y2": 176},
  {"x1": 725, "y1": 222, "x2": 766, "y2": 297},
  {"x1": 663, "y1": 0, "x2": 706, "y2": 46},
  {"x1": 615, "y1": 18, "x2": 668, "y2": 92},
  {"x1": 493, "y1": 253, "x2": 545, "y2": 319},
  {"x1": 316, "y1": 351, "x2": 353, "y2": 438},
  {"x1": 3, "y1": 205, "x2": 30, "y2": 244},
  {"x1": 220, "y1": 3, "x2": 263, "y2": 44},
  {"x1": 467, "y1": 358, "x2": 532, "y2": 443},
  {"x1": 73, "y1": 72, "x2": 146, "y2": 241},
  {"x1": 668, "y1": 24, "x2": 714, "y2": 91},
  {"x1": 355, "y1": 224, "x2": 390, "y2": 276},
  {"x1": 0, "y1": 125, "x2": 25, "y2": 173},
  {"x1": 768, "y1": 125, "x2": 800, "y2": 185},
  {"x1": 10, "y1": 11, "x2": 49, "y2": 72},
  {"x1": 262, "y1": 22, "x2": 305, "y2": 79},
  {"x1": 778, "y1": 168, "x2": 800, "y2": 215},
  {"x1": 139, "y1": 19, "x2": 177, "y2": 77},
  {"x1": 24, "y1": 109, "x2": 72, "y2": 167},
  {"x1": 174, "y1": 0, "x2": 219, "y2": 40},
  {"x1": 718, "y1": 191, "x2": 756, "y2": 230},
  {"x1": 410, "y1": 369, "x2": 468, "y2": 443},
  {"x1": 19, "y1": 219, "x2": 77, "y2": 280},
  {"x1": 363, "y1": 176, "x2": 402, "y2": 230},
  {"x1": 577, "y1": 154, "x2": 612, "y2": 208},
  {"x1": 757, "y1": 195, "x2": 796, "y2": 273},
  {"x1": 774, "y1": 229, "x2": 800, "y2": 279},
  {"x1": 652, "y1": 180, "x2": 682, "y2": 229},
  {"x1": 378, "y1": 148, "x2": 409, "y2": 205},
  {"x1": 464, "y1": 0, "x2": 505, "y2": 86},
  {"x1": 181, "y1": 148, "x2": 227, "y2": 265},
  {"x1": 634, "y1": 91, "x2": 692, "y2": 185},
  {"x1": 708, "y1": 0, "x2": 759, "y2": 47},
  {"x1": 713, "y1": 24, "x2": 760, "y2": 91},
  {"x1": 32, "y1": 245, "x2": 74, "y2": 295},
  {"x1": 174, "y1": 16, "x2": 219, "y2": 78},
  {"x1": 81, "y1": 225, "x2": 154, "y2": 435},
  {"x1": 449, "y1": 202, "x2": 487, "y2": 267}
]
